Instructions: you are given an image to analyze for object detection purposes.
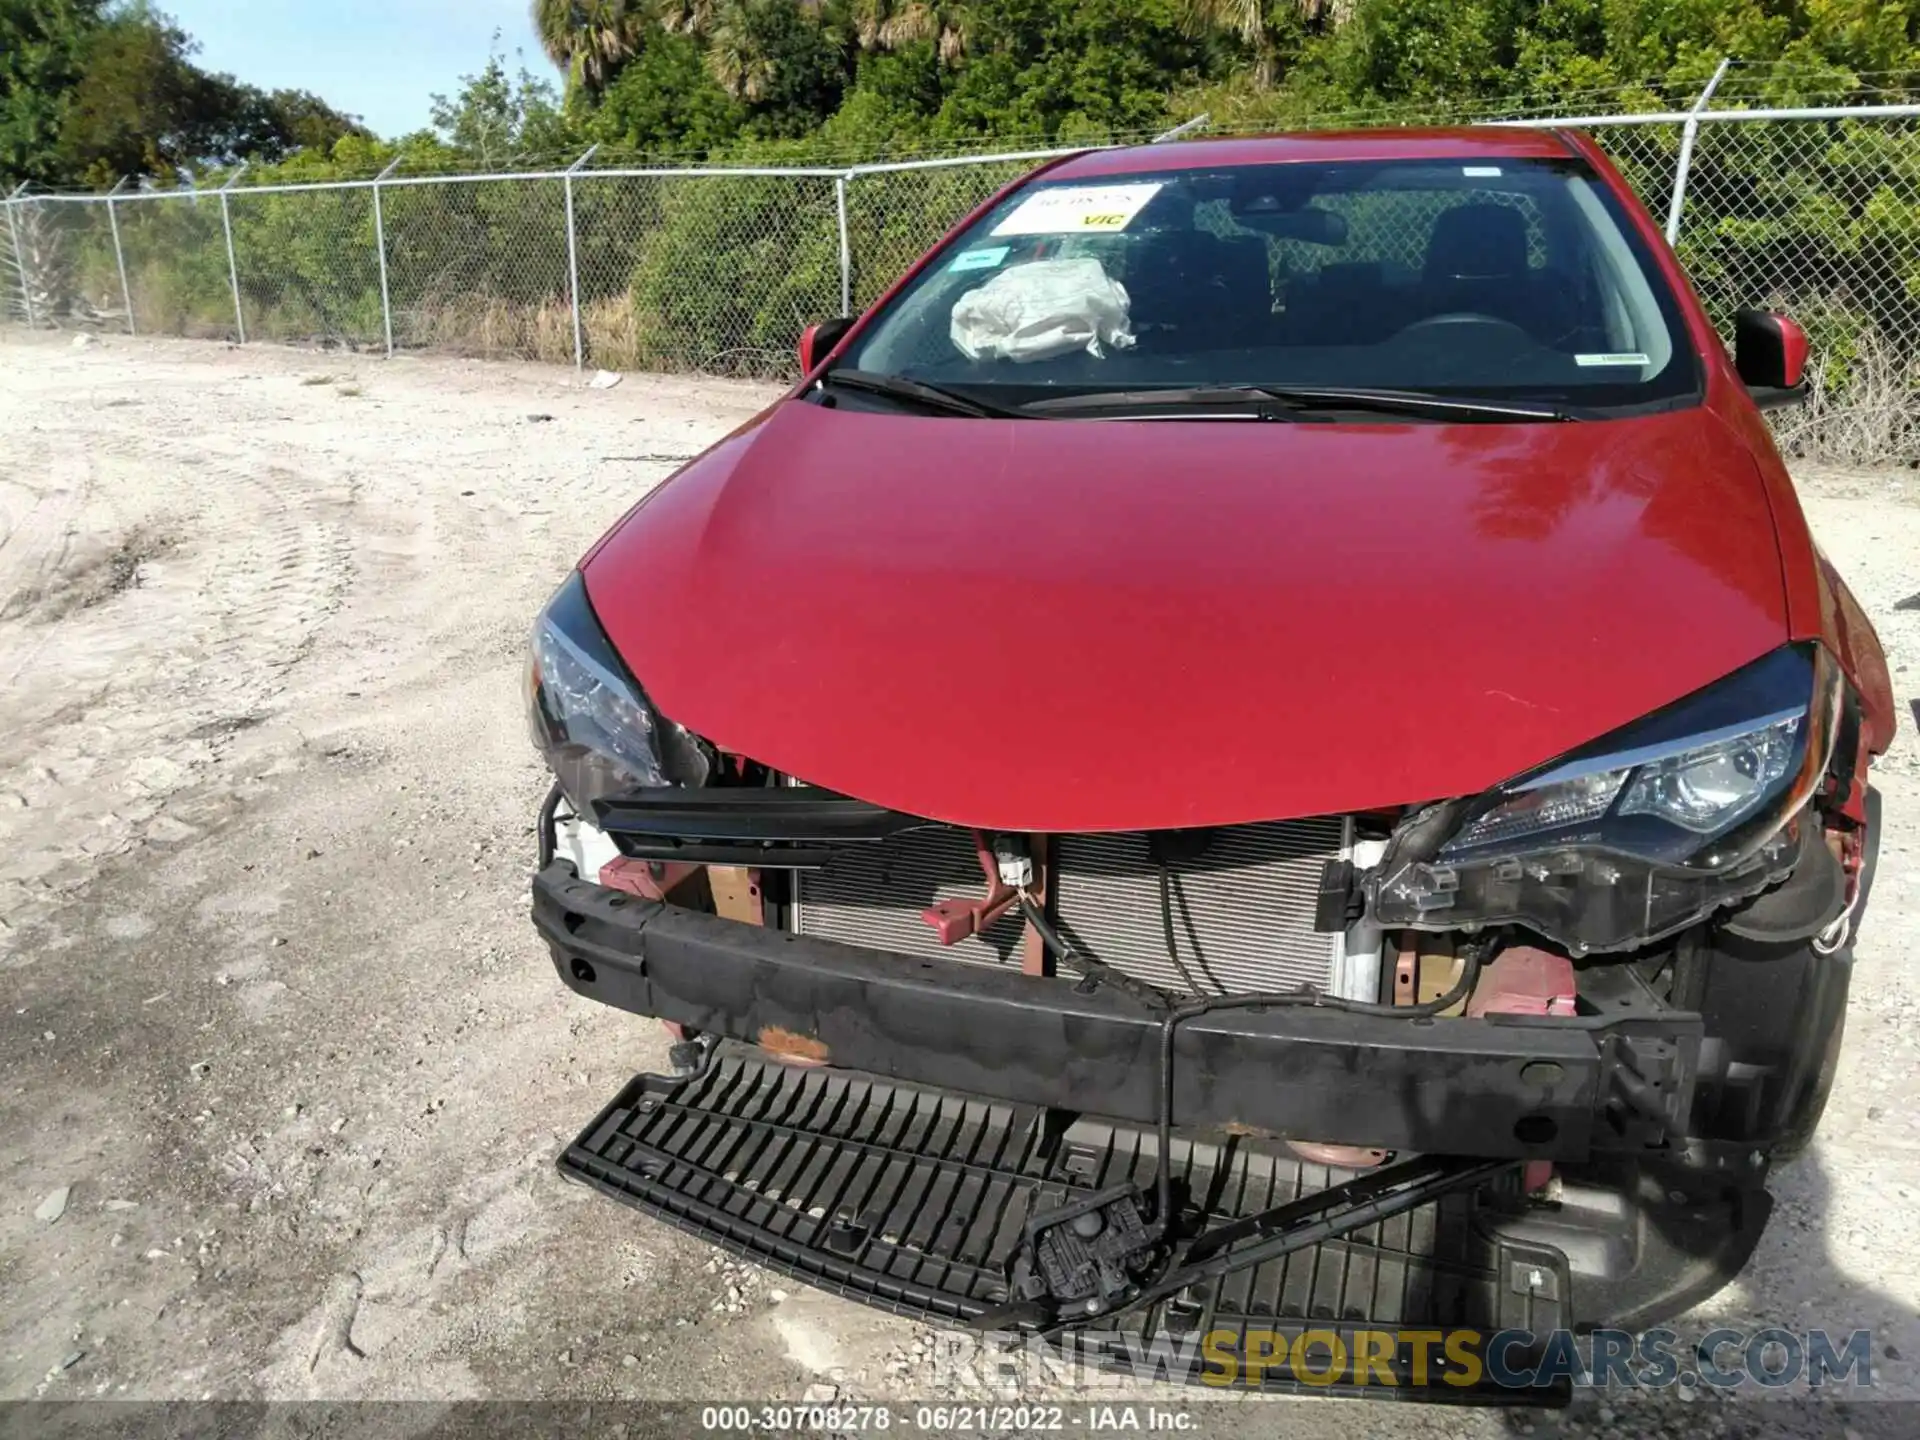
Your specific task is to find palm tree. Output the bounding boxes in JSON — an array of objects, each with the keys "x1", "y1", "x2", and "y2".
[
  {"x1": 705, "y1": 3, "x2": 778, "y2": 101},
  {"x1": 532, "y1": 0, "x2": 650, "y2": 95},
  {"x1": 695, "y1": 0, "x2": 831, "y2": 102},
  {"x1": 851, "y1": 0, "x2": 969, "y2": 65},
  {"x1": 1182, "y1": 0, "x2": 1347, "y2": 88},
  {"x1": 653, "y1": 0, "x2": 719, "y2": 35},
  {"x1": 657, "y1": 0, "x2": 820, "y2": 36}
]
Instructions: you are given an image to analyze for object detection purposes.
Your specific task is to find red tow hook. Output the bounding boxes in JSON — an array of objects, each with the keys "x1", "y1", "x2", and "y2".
[{"x1": 921, "y1": 830, "x2": 1023, "y2": 943}]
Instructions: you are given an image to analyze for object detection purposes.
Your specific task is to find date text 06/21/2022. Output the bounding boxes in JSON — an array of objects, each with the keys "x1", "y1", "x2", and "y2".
[{"x1": 697, "y1": 1406, "x2": 1192, "y2": 1432}]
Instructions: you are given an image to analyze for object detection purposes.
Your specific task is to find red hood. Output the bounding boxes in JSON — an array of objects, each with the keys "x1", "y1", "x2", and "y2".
[{"x1": 583, "y1": 401, "x2": 1788, "y2": 831}]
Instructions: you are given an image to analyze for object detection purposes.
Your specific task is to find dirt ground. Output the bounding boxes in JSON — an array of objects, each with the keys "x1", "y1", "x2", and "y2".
[{"x1": 1, "y1": 332, "x2": 1917, "y2": 1437}]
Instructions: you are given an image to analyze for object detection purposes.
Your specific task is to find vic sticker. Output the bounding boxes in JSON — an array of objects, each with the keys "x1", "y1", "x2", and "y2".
[{"x1": 992, "y1": 183, "x2": 1165, "y2": 237}]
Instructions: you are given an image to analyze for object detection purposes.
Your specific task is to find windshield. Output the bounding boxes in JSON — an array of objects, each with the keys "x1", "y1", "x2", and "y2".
[{"x1": 837, "y1": 157, "x2": 1698, "y2": 415}]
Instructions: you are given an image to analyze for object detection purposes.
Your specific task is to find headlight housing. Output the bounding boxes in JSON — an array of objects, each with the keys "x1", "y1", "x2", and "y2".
[
  {"x1": 1371, "y1": 645, "x2": 1841, "y2": 954},
  {"x1": 526, "y1": 572, "x2": 709, "y2": 814}
]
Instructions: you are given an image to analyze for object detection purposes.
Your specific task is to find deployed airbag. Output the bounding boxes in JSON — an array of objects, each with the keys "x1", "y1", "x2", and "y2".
[{"x1": 950, "y1": 259, "x2": 1135, "y2": 364}]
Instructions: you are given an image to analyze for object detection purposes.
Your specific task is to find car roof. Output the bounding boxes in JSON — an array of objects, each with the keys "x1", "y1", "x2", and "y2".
[{"x1": 1044, "y1": 128, "x2": 1580, "y2": 181}]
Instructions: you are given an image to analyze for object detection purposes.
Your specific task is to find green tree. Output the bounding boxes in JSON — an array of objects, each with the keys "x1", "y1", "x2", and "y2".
[
  {"x1": 428, "y1": 54, "x2": 579, "y2": 164},
  {"x1": 705, "y1": 0, "x2": 848, "y2": 134},
  {"x1": 707, "y1": 2, "x2": 779, "y2": 98},
  {"x1": 57, "y1": 4, "x2": 257, "y2": 182},
  {"x1": 0, "y1": 0, "x2": 106, "y2": 187},
  {"x1": 1181, "y1": 1, "x2": 1277, "y2": 87},
  {"x1": 852, "y1": 1, "x2": 971, "y2": 64},
  {"x1": 5, "y1": 2, "x2": 361, "y2": 188},
  {"x1": 1180, "y1": 1, "x2": 1353, "y2": 88},
  {"x1": 588, "y1": 28, "x2": 746, "y2": 152},
  {"x1": 241, "y1": 88, "x2": 367, "y2": 155},
  {"x1": 532, "y1": 0, "x2": 651, "y2": 97},
  {"x1": 1316, "y1": 0, "x2": 1526, "y2": 103},
  {"x1": 935, "y1": 0, "x2": 1207, "y2": 141}
]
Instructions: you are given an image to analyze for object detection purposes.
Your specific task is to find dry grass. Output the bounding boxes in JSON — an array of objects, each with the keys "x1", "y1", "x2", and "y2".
[
  {"x1": 529, "y1": 300, "x2": 574, "y2": 366},
  {"x1": 1774, "y1": 333, "x2": 1920, "y2": 468},
  {"x1": 390, "y1": 291, "x2": 716, "y2": 374},
  {"x1": 108, "y1": 277, "x2": 790, "y2": 379},
  {"x1": 400, "y1": 293, "x2": 577, "y2": 366},
  {"x1": 581, "y1": 296, "x2": 644, "y2": 371}
]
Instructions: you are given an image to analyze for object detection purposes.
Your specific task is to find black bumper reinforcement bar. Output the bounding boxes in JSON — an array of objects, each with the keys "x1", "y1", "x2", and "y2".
[{"x1": 533, "y1": 862, "x2": 1702, "y2": 1165}]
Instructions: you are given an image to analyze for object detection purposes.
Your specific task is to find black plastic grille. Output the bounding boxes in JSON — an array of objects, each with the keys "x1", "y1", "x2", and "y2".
[{"x1": 561, "y1": 1051, "x2": 1570, "y2": 1396}]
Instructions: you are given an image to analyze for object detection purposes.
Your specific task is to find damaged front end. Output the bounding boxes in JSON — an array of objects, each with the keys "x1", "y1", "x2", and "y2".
[
  {"x1": 1371, "y1": 644, "x2": 1848, "y2": 956},
  {"x1": 526, "y1": 575, "x2": 1876, "y2": 1395}
]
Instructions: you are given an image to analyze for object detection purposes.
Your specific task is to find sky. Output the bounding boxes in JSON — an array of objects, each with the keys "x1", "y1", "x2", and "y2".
[{"x1": 159, "y1": 1, "x2": 560, "y2": 139}]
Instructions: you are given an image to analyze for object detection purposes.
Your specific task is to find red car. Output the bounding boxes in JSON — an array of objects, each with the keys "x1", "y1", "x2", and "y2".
[{"x1": 528, "y1": 129, "x2": 1893, "y2": 1396}]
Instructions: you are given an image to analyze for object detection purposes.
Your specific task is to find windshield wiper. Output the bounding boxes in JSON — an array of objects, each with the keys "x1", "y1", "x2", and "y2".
[
  {"x1": 1023, "y1": 385, "x2": 1576, "y2": 423},
  {"x1": 817, "y1": 369, "x2": 1029, "y2": 420}
]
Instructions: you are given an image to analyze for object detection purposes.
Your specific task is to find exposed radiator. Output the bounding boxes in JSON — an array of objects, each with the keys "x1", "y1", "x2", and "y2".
[
  {"x1": 794, "y1": 820, "x2": 1346, "y2": 995},
  {"x1": 793, "y1": 829, "x2": 1026, "y2": 967},
  {"x1": 1053, "y1": 821, "x2": 1345, "y2": 995}
]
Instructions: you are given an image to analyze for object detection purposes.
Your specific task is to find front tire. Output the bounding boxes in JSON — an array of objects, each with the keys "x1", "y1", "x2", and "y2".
[{"x1": 1770, "y1": 952, "x2": 1851, "y2": 1160}]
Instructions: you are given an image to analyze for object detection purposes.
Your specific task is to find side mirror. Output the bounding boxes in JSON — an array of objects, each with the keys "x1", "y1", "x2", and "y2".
[
  {"x1": 1734, "y1": 310, "x2": 1810, "y2": 410},
  {"x1": 798, "y1": 316, "x2": 856, "y2": 375}
]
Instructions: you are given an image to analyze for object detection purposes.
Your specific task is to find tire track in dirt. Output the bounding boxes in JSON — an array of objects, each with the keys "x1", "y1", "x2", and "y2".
[
  {"x1": 0, "y1": 425, "x2": 355, "y2": 954},
  {"x1": 0, "y1": 449, "x2": 90, "y2": 650}
]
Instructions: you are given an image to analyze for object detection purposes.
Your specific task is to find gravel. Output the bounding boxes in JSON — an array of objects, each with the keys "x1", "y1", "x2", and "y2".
[{"x1": 0, "y1": 331, "x2": 1913, "y2": 1435}]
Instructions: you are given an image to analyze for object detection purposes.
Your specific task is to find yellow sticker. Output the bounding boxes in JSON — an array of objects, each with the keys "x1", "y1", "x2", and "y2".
[{"x1": 991, "y1": 183, "x2": 1165, "y2": 237}]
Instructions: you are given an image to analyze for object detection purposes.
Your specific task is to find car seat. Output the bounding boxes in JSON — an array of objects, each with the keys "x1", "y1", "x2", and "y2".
[
  {"x1": 1125, "y1": 230, "x2": 1272, "y2": 349},
  {"x1": 1421, "y1": 203, "x2": 1536, "y2": 328}
]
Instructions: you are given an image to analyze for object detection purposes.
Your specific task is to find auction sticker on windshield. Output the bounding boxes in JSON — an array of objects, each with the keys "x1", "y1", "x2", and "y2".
[
  {"x1": 948, "y1": 245, "x2": 1011, "y2": 273},
  {"x1": 992, "y1": 183, "x2": 1164, "y2": 236}
]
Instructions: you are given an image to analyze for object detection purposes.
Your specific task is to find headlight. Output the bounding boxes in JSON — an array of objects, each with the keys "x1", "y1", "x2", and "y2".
[
  {"x1": 526, "y1": 572, "x2": 709, "y2": 814},
  {"x1": 1373, "y1": 644, "x2": 1841, "y2": 953}
]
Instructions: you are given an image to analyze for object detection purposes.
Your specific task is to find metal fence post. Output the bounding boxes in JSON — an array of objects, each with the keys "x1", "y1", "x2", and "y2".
[
  {"x1": 1665, "y1": 57, "x2": 1731, "y2": 244},
  {"x1": 219, "y1": 162, "x2": 249, "y2": 343},
  {"x1": 835, "y1": 175, "x2": 852, "y2": 317},
  {"x1": 6, "y1": 183, "x2": 36, "y2": 328},
  {"x1": 1152, "y1": 113, "x2": 1211, "y2": 143},
  {"x1": 372, "y1": 157, "x2": 401, "y2": 358},
  {"x1": 565, "y1": 144, "x2": 598, "y2": 372},
  {"x1": 106, "y1": 177, "x2": 134, "y2": 335}
]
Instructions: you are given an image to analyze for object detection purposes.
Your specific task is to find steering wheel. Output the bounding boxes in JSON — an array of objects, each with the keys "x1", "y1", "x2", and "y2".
[{"x1": 1395, "y1": 311, "x2": 1532, "y2": 340}]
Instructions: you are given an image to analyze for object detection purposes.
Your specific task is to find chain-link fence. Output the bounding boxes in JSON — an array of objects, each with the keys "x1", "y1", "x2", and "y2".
[
  {"x1": 842, "y1": 155, "x2": 1040, "y2": 313},
  {"x1": 9, "y1": 99, "x2": 1920, "y2": 460}
]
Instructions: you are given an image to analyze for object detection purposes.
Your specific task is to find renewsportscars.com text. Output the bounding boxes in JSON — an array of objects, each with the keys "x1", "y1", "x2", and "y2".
[{"x1": 928, "y1": 1327, "x2": 1876, "y2": 1392}]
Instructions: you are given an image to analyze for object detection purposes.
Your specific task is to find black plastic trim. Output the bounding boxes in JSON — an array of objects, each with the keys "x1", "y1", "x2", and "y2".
[
  {"x1": 1748, "y1": 382, "x2": 1809, "y2": 411},
  {"x1": 592, "y1": 785, "x2": 932, "y2": 842}
]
